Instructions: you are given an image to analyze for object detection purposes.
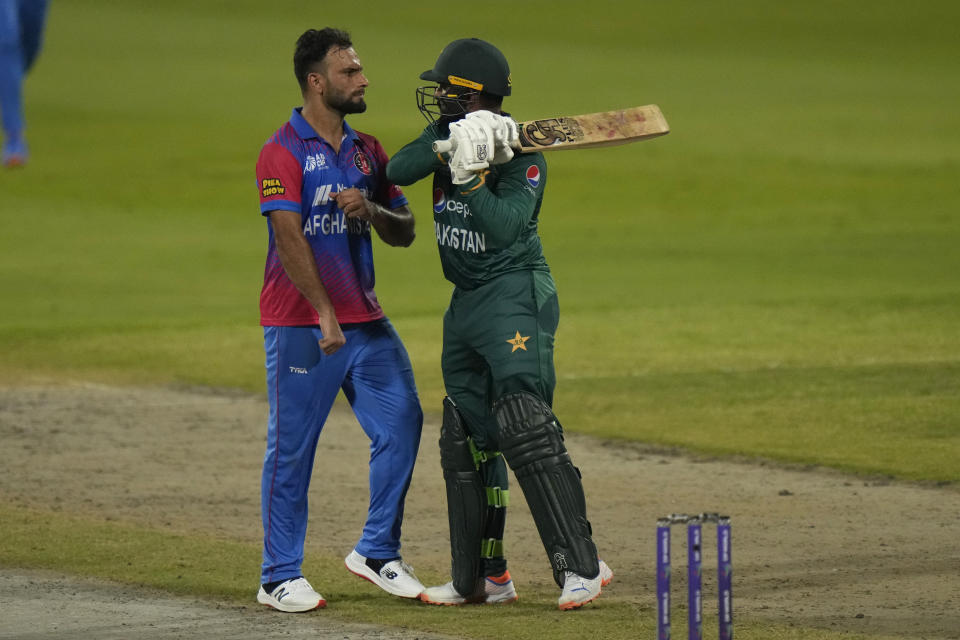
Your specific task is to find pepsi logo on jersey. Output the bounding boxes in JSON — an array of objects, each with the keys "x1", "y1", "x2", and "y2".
[
  {"x1": 525, "y1": 165, "x2": 541, "y2": 188},
  {"x1": 433, "y1": 188, "x2": 471, "y2": 217}
]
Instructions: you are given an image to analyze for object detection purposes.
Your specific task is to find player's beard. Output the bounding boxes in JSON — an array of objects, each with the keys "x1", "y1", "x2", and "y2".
[{"x1": 327, "y1": 88, "x2": 367, "y2": 115}]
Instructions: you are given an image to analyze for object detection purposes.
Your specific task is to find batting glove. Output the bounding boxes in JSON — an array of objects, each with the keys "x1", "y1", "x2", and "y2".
[
  {"x1": 448, "y1": 119, "x2": 494, "y2": 183},
  {"x1": 466, "y1": 110, "x2": 518, "y2": 164}
]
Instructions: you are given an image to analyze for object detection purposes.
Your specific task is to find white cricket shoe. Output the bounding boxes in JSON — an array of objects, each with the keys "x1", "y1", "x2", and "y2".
[
  {"x1": 345, "y1": 549, "x2": 425, "y2": 598},
  {"x1": 558, "y1": 560, "x2": 613, "y2": 610},
  {"x1": 256, "y1": 577, "x2": 326, "y2": 612},
  {"x1": 599, "y1": 559, "x2": 614, "y2": 586},
  {"x1": 484, "y1": 570, "x2": 519, "y2": 604},
  {"x1": 419, "y1": 570, "x2": 518, "y2": 606},
  {"x1": 419, "y1": 580, "x2": 485, "y2": 606}
]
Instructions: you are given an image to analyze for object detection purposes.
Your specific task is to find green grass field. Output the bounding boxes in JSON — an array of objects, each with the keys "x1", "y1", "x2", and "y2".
[{"x1": 1, "y1": 1, "x2": 958, "y2": 637}]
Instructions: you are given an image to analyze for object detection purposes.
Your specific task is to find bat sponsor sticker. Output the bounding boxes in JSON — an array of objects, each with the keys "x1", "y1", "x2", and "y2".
[
  {"x1": 433, "y1": 188, "x2": 446, "y2": 214},
  {"x1": 354, "y1": 151, "x2": 372, "y2": 175},
  {"x1": 262, "y1": 178, "x2": 285, "y2": 197},
  {"x1": 525, "y1": 165, "x2": 541, "y2": 188},
  {"x1": 519, "y1": 117, "x2": 584, "y2": 148}
]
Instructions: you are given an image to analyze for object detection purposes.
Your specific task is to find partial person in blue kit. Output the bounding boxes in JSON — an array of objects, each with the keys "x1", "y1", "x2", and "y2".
[
  {"x1": 254, "y1": 27, "x2": 425, "y2": 612},
  {"x1": 0, "y1": 0, "x2": 49, "y2": 167}
]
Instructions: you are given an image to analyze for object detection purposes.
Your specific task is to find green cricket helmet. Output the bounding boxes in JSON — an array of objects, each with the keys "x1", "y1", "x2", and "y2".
[{"x1": 416, "y1": 38, "x2": 512, "y2": 125}]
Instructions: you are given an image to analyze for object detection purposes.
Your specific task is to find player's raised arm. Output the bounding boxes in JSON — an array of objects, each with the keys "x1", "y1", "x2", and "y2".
[{"x1": 387, "y1": 125, "x2": 448, "y2": 186}]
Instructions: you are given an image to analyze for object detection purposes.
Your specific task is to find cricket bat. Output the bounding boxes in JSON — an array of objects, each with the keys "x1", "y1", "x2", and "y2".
[{"x1": 432, "y1": 104, "x2": 669, "y2": 155}]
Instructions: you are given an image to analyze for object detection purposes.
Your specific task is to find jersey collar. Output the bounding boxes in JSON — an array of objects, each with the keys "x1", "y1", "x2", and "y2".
[{"x1": 290, "y1": 107, "x2": 359, "y2": 147}]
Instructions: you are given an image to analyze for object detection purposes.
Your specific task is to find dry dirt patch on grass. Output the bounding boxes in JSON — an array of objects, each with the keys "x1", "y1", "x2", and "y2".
[{"x1": 1, "y1": 384, "x2": 958, "y2": 638}]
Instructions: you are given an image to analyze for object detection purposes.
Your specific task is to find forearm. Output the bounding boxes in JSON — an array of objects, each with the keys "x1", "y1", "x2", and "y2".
[
  {"x1": 386, "y1": 137, "x2": 446, "y2": 186},
  {"x1": 459, "y1": 177, "x2": 533, "y2": 248},
  {"x1": 369, "y1": 203, "x2": 416, "y2": 247},
  {"x1": 275, "y1": 231, "x2": 336, "y2": 315}
]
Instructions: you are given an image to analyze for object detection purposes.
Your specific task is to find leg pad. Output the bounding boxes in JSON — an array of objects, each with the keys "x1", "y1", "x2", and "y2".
[
  {"x1": 439, "y1": 397, "x2": 485, "y2": 597},
  {"x1": 494, "y1": 392, "x2": 599, "y2": 587}
]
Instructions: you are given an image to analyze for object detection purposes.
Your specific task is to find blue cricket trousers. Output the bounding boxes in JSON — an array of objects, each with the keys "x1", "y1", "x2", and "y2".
[
  {"x1": 0, "y1": 0, "x2": 49, "y2": 137},
  {"x1": 260, "y1": 320, "x2": 423, "y2": 584}
]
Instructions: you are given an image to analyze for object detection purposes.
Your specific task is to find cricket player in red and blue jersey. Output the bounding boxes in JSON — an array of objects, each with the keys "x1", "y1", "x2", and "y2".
[{"x1": 254, "y1": 28, "x2": 424, "y2": 612}]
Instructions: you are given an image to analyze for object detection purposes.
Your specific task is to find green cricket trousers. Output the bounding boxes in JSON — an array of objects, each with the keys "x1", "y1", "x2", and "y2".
[{"x1": 441, "y1": 268, "x2": 560, "y2": 573}]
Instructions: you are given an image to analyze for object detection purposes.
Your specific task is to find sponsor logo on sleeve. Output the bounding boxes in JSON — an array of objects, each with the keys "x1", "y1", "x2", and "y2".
[
  {"x1": 525, "y1": 165, "x2": 541, "y2": 188},
  {"x1": 262, "y1": 178, "x2": 285, "y2": 197}
]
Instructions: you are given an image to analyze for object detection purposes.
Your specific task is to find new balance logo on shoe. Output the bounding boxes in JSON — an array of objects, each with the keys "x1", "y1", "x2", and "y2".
[
  {"x1": 256, "y1": 577, "x2": 325, "y2": 612},
  {"x1": 344, "y1": 550, "x2": 424, "y2": 599}
]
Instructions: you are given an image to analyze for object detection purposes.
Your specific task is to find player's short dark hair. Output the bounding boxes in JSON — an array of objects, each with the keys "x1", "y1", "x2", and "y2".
[{"x1": 294, "y1": 28, "x2": 353, "y2": 91}]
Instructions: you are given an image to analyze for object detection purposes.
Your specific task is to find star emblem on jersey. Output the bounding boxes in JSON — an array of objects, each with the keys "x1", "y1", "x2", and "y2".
[{"x1": 507, "y1": 331, "x2": 530, "y2": 352}]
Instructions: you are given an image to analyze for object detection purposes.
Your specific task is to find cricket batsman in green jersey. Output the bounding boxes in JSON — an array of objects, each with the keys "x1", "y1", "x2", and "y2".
[{"x1": 386, "y1": 38, "x2": 612, "y2": 610}]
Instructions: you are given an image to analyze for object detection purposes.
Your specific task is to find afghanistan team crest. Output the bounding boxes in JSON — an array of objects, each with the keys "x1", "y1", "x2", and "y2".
[{"x1": 354, "y1": 151, "x2": 372, "y2": 175}]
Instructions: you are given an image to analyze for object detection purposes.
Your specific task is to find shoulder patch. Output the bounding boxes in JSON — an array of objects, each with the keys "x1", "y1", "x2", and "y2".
[{"x1": 262, "y1": 178, "x2": 286, "y2": 197}]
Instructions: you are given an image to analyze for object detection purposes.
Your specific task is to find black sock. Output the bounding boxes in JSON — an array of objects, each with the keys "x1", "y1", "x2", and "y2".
[
  {"x1": 365, "y1": 556, "x2": 399, "y2": 573},
  {"x1": 262, "y1": 576, "x2": 300, "y2": 594}
]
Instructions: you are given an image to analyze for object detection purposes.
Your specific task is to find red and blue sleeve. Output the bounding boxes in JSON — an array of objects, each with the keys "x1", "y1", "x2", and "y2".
[
  {"x1": 370, "y1": 139, "x2": 408, "y2": 211},
  {"x1": 256, "y1": 143, "x2": 302, "y2": 216}
]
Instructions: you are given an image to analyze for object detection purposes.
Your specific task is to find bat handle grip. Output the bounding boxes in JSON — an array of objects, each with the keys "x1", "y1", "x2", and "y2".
[
  {"x1": 432, "y1": 138, "x2": 522, "y2": 153},
  {"x1": 432, "y1": 138, "x2": 455, "y2": 154}
]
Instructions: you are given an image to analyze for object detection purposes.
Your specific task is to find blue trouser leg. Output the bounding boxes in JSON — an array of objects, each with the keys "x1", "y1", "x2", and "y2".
[
  {"x1": 260, "y1": 321, "x2": 422, "y2": 583},
  {"x1": 19, "y1": 0, "x2": 49, "y2": 72},
  {"x1": 343, "y1": 320, "x2": 423, "y2": 558},
  {"x1": 0, "y1": 0, "x2": 24, "y2": 138},
  {"x1": 260, "y1": 325, "x2": 347, "y2": 584}
]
